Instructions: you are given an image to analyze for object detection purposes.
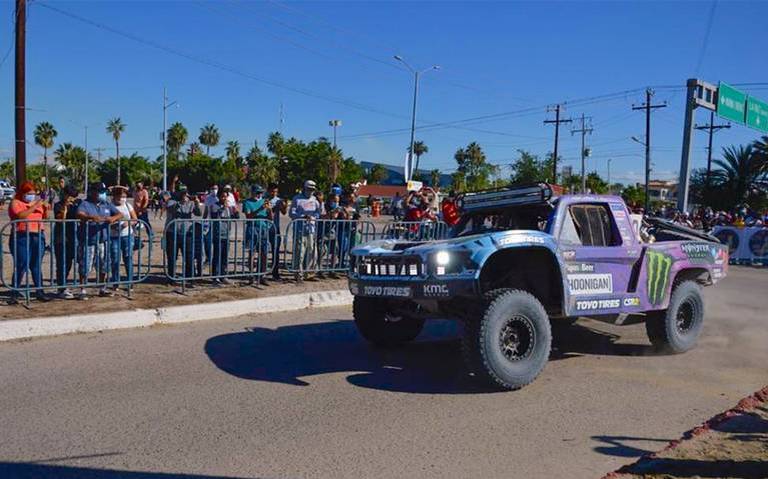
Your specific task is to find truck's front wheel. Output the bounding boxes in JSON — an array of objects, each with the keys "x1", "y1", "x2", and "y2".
[
  {"x1": 462, "y1": 289, "x2": 552, "y2": 390},
  {"x1": 353, "y1": 296, "x2": 425, "y2": 347}
]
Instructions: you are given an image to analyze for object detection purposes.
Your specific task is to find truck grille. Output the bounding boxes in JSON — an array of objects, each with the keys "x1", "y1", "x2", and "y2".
[{"x1": 357, "y1": 256, "x2": 422, "y2": 277}]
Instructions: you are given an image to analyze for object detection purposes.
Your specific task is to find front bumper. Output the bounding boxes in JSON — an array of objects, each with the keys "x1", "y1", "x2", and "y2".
[{"x1": 348, "y1": 277, "x2": 477, "y2": 300}]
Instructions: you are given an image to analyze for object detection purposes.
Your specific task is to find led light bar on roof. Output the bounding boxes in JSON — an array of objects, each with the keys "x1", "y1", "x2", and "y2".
[{"x1": 457, "y1": 183, "x2": 553, "y2": 212}]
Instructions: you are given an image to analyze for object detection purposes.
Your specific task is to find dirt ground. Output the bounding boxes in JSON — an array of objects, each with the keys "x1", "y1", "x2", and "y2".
[{"x1": 607, "y1": 387, "x2": 768, "y2": 479}]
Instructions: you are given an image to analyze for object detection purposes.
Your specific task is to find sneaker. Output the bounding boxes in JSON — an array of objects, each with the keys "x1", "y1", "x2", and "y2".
[
  {"x1": 185, "y1": 282, "x2": 196, "y2": 289},
  {"x1": 77, "y1": 289, "x2": 88, "y2": 301},
  {"x1": 220, "y1": 278, "x2": 232, "y2": 285},
  {"x1": 58, "y1": 289, "x2": 75, "y2": 300},
  {"x1": 35, "y1": 292, "x2": 51, "y2": 302},
  {"x1": 305, "y1": 274, "x2": 319, "y2": 282},
  {"x1": 7, "y1": 296, "x2": 19, "y2": 305},
  {"x1": 98, "y1": 288, "x2": 113, "y2": 297},
  {"x1": 259, "y1": 277, "x2": 269, "y2": 286}
]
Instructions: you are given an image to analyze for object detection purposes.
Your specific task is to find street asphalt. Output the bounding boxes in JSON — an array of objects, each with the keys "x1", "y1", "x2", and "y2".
[{"x1": 0, "y1": 266, "x2": 765, "y2": 479}]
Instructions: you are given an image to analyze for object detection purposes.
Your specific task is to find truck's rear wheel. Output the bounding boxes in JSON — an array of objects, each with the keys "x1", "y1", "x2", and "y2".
[
  {"x1": 353, "y1": 296, "x2": 425, "y2": 347},
  {"x1": 645, "y1": 280, "x2": 704, "y2": 353},
  {"x1": 462, "y1": 289, "x2": 551, "y2": 390}
]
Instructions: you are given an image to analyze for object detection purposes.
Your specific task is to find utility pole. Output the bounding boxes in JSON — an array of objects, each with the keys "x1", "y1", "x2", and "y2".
[
  {"x1": 162, "y1": 87, "x2": 178, "y2": 192},
  {"x1": 544, "y1": 104, "x2": 571, "y2": 183},
  {"x1": 14, "y1": 0, "x2": 26, "y2": 185},
  {"x1": 632, "y1": 88, "x2": 667, "y2": 214},
  {"x1": 607, "y1": 158, "x2": 612, "y2": 194},
  {"x1": 83, "y1": 126, "x2": 89, "y2": 196},
  {"x1": 328, "y1": 119, "x2": 341, "y2": 148},
  {"x1": 695, "y1": 110, "x2": 730, "y2": 187},
  {"x1": 328, "y1": 120, "x2": 342, "y2": 183},
  {"x1": 571, "y1": 114, "x2": 593, "y2": 193}
]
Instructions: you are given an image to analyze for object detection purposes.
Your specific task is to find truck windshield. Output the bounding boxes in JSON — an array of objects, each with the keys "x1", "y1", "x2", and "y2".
[{"x1": 455, "y1": 206, "x2": 552, "y2": 237}]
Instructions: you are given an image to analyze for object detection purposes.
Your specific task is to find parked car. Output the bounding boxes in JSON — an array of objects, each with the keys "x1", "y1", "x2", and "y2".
[{"x1": 0, "y1": 180, "x2": 15, "y2": 203}]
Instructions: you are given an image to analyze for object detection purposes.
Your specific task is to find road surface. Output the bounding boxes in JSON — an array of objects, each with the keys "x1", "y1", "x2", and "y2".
[{"x1": 0, "y1": 267, "x2": 765, "y2": 478}]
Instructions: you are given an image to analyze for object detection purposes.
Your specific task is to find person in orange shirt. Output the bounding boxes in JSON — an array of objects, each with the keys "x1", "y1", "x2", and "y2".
[{"x1": 8, "y1": 181, "x2": 49, "y2": 303}]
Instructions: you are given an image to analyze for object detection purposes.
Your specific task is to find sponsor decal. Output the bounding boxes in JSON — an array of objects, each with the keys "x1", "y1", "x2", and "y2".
[
  {"x1": 623, "y1": 297, "x2": 641, "y2": 307},
  {"x1": 613, "y1": 210, "x2": 627, "y2": 218},
  {"x1": 681, "y1": 242, "x2": 718, "y2": 264},
  {"x1": 498, "y1": 235, "x2": 545, "y2": 245},
  {"x1": 562, "y1": 250, "x2": 576, "y2": 260},
  {"x1": 567, "y1": 273, "x2": 613, "y2": 296},
  {"x1": 715, "y1": 248, "x2": 727, "y2": 265},
  {"x1": 423, "y1": 284, "x2": 450, "y2": 296},
  {"x1": 362, "y1": 285, "x2": 412, "y2": 297},
  {"x1": 712, "y1": 267, "x2": 724, "y2": 280},
  {"x1": 609, "y1": 203, "x2": 625, "y2": 211},
  {"x1": 566, "y1": 263, "x2": 595, "y2": 273},
  {"x1": 646, "y1": 250, "x2": 672, "y2": 306},
  {"x1": 576, "y1": 298, "x2": 621, "y2": 311}
]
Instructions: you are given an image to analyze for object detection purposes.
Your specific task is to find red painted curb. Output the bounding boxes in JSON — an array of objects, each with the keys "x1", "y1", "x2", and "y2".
[{"x1": 599, "y1": 385, "x2": 768, "y2": 479}]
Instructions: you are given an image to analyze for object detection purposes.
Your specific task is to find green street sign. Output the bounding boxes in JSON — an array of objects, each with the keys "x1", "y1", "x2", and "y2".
[
  {"x1": 717, "y1": 82, "x2": 747, "y2": 124},
  {"x1": 746, "y1": 96, "x2": 768, "y2": 132}
]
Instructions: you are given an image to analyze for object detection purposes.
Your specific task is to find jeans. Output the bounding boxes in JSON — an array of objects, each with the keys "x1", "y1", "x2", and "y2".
[
  {"x1": 212, "y1": 237, "x2": 230, "y2": 277},
  {"x1": 165, "y1": 229, "x2": 195, "y2": 280},
  {"x1": 79, "y1": 242, "x2": 107, "y2": 281},
  {"x1": 54, "y1": 240, "x2": 76, "y2": 292},
  {"x1": 138, "y1": 211, "x2": 152, "y2": 235},
  {"x1": 13, "y1": 232, "x2": 44, "y2": 291},
  {"x1": 109, "y1": 235, "x2": 134, "y2": 284},
  {"x1": 293, "y1": 232, "x2": 317, "y2": 275},
  {"x1": 268, "y1": 229, "x2": 281, "y2": 277}
]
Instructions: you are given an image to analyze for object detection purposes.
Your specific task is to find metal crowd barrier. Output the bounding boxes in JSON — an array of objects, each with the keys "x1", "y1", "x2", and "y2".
[
  {"x1": 380, "y1": 220, "x2": 450, "y2": 241},
  {"x1": 283, "y1": 219, "x2": 376, "y2": 276},
  {"x1": 0, "y1": 218, "x2": 152, "y2": 304},
  {"x1": 163, "y1": 218, "x2": 276, "y2": 291}
]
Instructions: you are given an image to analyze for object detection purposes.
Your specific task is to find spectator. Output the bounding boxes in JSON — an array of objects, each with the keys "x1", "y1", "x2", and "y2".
[
  {"x1": 267, "y1": 183, "x2": 287, "y2": 280},
  {"x1": 108, "y1": 187, "x2": 137, "y2": 291},
  {"x1": 441, "y1": 193, "x2": 461, "y2": 226},
  {"x1": 243, "y1": 184, "x2": 272, "y2": 285},
  {"x1": 76, "y1": 182, "x2": 122, "y2": 300},
  {"x1": 289, "y1": 180, "x2": 322, "y2": 282},
  {"x1": 223, "y1": 184, "x2": 237, "y2": 208},
  {"x1": 164, "y1": 185, "x2": 202, "y2": 285},
  {"x1": 205, "y1": 187, "x2": 239, "y2": 284},
  {"x1": 133, "y1": 181, "x2": 151, "y2": 235},
  {"x1": 8, "y1": 181, "x2": 49, "y2": 304},
  {"x1": 52, "y1": 185, "x2": 81, "y2": 299},
  {"x1": 392, "y1": 192, "x2": 403, "y2": 220},
  {"x1": 203, "y1": 184, "x2": 220, "y2": 265}
]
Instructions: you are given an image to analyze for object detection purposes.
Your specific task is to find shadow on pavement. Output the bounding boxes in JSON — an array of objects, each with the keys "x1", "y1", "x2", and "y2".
[
  {"x1": 591, "y1": 435, "x2": 671, "y2": 458},
  {"x1": 551, "y1": 322, "x2": 658, "y2": 359},
  {"x1": 205, "y1": 318, "x2": 657, "y2": 394},
  {"x1": 0, "y1": 463, "x2": 253, "y2": 479}
]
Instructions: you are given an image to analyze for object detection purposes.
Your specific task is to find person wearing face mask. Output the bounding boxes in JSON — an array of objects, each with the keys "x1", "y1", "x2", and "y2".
[
  {"x1": 76, "y1": 183, "x2": 123, "y2": 300},
  {"x1": 289, "y1": 180, "x2": 321, "y2": 281},
  {"x1": 52, "y1": 185, "x2": 81, "y2": 299},
  {"x1": 8, "y1": 181, "x2": 50, "y2": 304},
  {"x1": 203, "y1": 184, "x2": 220, "y2": 266},
  {"x1": 164, "y1": 185, "x2": 202, "y2": 284},
  {"x1": 108, "y1": 187, "x2": 138, "y2": 291},
  {"x1": 205, "y1": 188, "x2": 239, "y2": 284}
]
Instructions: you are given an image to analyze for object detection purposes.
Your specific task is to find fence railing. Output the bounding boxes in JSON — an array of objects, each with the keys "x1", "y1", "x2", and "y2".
[
  {"x1": 163, "y1": 218, "x2": 276, "y2": 290},
  {"x1": 282, "y1": 219, "x2": 376, "y2": 275},
  {"x1": 0, "y1": 217, "x2": 469, "y2": 303},
  {"x1": 380, "y1": 220, "x2": 450, "y2": 242},
  {"x1": 0, "y1": 218, "x2": 152, "y2": 303}
]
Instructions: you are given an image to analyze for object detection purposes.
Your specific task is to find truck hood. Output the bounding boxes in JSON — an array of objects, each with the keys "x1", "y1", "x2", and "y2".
[{"x1": 352, "y1": 230, "x2": 553, "y2": 256}]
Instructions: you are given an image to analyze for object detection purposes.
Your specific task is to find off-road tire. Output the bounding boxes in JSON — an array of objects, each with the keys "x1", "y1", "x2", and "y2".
[
  {"x1": 462, "y1": 289, "x2": 552, "y2": 390},
  {"x1": 353, "y1": 296, "x2": 425, "y2": 347},
  {"x1": 645, "y1": 280, "x2": 704, "y2": 353}
]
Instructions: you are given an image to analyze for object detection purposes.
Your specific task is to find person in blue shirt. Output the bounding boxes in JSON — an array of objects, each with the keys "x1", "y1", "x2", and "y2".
[
  {"x1": 267, "y1": 183, "x2": 287, "y2": 280},
  {"x1": 243, "y1": 184, "x2": 273, "y2": 285},
  {"x1": 76, "y1": 182, "x2": 122, "y2": 300}
]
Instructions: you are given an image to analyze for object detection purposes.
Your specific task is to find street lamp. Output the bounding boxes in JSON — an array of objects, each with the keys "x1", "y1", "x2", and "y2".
[
  {"x1": 162, "y1": 87, "x2": 179, "y2": 192},
  {"x1": 328, "y1": 119, "x2": 342, "y2": 148},
  {"x1": 394, "y1": 55, "x2": 440, "y2": 181}
]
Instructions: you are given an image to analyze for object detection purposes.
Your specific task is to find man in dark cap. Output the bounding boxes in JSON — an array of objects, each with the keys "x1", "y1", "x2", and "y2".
[{"x1": 75, "y1": 182, "x2": 122, "y2": 299}]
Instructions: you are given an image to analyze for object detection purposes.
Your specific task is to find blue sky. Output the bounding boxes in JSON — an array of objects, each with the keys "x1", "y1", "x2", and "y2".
[{"x1": 1, "y1": 0, "x2": 767, "y2": 184}]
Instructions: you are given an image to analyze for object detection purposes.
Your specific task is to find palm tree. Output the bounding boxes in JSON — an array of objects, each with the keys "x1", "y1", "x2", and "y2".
[
  {"x1": 33, "y1": 121, "x2": 57, "y2": 194},
  {"x1": 225, "y1": 140, "x2": 241, "y2": 164},
  {"x1": 249, "y1": 150, "x2": 280, "y2": 186},
  {"x1": 409, "y1": 140, "x2": 429, "y2": 173},
  {"x1": 328, "y1": 147, "x2": 342, "y2": 183},
  {"x1": 106, "y1": 117, "x2": 126, "y2": 185},
  {"x1": 167, "y1": 122, "x2": 188, "y2": 160},
  {"x1": 711, "y1": 144, "x2": 768, "y2": 206},
  {"x1": 198, "y1": 123, "x2": 220, "y2": 155},
  {"x1": 187, "y1": 142, "x2": 202, "y2": 156},
  {"x1": 430, "y1": 169, "x2": 441, "y2": 188}
]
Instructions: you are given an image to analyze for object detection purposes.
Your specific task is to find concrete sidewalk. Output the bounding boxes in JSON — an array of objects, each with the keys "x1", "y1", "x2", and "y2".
[{"x1": 0, "y1": 288, "x2": 352, "y2": 342}]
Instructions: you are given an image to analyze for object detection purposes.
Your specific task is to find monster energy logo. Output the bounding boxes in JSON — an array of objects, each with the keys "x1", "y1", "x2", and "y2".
[{"x1": 646, "y1": 250, "x2": 672, "y2": 306}]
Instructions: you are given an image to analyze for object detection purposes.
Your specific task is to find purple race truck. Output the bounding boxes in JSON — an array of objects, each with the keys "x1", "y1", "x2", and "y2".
[{"x1": 348, "y1": 184, "x2": 728, "y2": 390}]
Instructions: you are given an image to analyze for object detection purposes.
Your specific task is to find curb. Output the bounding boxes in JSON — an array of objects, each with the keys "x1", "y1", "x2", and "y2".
[{"x1": 0, "y1": 289, "x2": 353, "y2": 342}]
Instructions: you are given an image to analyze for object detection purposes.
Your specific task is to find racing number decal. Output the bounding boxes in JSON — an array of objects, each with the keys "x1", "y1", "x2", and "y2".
[{"x1": 646, "y1": 251, "x2": 672, "y2": 306}]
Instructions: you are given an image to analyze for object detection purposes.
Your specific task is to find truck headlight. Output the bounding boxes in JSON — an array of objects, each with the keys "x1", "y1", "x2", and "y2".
[{"x1": 435, "y1": 251, "x2": 450, "y2": 266}]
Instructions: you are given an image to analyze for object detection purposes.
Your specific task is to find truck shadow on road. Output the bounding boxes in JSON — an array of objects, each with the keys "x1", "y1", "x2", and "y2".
[
  {"x1": 0, "y1": 462, "x2": 253, "y2": 479},
  {"x1": 204, "y1": 319, "x2": 660, "y2": 394}
]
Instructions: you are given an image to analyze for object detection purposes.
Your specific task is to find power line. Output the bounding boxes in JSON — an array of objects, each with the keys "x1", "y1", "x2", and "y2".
[
  {"x1": 543, "y1": 104, "x2": 571, "y2": 179},
  {"x1": 632, "y1": 88, "x2": 667, "y2": 212},
  {"x1": 571, "y1": 114, "x2": 593, "y2": 193}
]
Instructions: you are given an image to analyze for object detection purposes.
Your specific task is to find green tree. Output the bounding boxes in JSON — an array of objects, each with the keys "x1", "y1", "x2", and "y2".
[
  {"x1": 187, "y1": 142, "x2": 202, "y2": 156},
  {"x1": 199, "y1": 123, "x2": 220, "y2": 155},
  {"x1": 54, "y1": 142, "x2": 97, "y2": 189},
  {"x1": 225, "y1": 140, "x2": 241, "y2": 166},
  {"x1": 454, "y1": 142, "x2": 493, "y2": 191},
  {"x1": 621, "y1": 184, "x2": 646, "y2": 209},
  {"x1": 367, "y1": 164, "x2": 387, "y2": 184},
  {"x1": 33, "y1": 121, "x2": 58, "y2": 193},
  {"x1": 585, "y1": 172, "x2": 609, "y2": 194},
  {"x1": 409, "y1": 140, "x2": 429, "y2": 173},
  {"x1": 167, "y1": 122, "x2": 188, "y2": 161},
  {"x1": 106, "y1": 117, "x2": 126, "y2": 186},
  {"x1": 450, "y1": 171, "x2": 466, "y2": 192},
  {"x1": 710, "y1": 144, "x2": 768, "y2": 209},
  {"x1": 429, "y1": 169, "x2": 441, "y2": 188},
  {"x1": 247, "y1": 144, "x2": 279, "y2": 186}
]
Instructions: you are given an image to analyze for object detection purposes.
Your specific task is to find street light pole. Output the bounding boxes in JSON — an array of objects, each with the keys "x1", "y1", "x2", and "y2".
[
  {"x1": 84, "y1": 125, "x2": 88, "y2": 196},
  {"x1": 394, "y1": 55, "x2": 439, "y2": 182},
  {"x1": 328, "y1": 119, "x2": 341, "y2": 148},
  {"x1": 607, "y1": 158, "x2": 612, "y2": 194},
  {"x1": 162, "y1": 87, "x2": 178, "y2": 192}
]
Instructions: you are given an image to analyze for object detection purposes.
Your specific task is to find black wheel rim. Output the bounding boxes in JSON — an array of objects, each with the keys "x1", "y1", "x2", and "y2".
[
  {"x1": 498, "y1": 315, "x2": 535, "y2": 361},
  {"x1": 676, "y1": 299, "x2": 696, "y2": 333}
]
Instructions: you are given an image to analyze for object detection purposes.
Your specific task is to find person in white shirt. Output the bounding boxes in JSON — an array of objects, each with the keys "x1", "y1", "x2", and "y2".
[{"x1": 108, "y1": 186, "x2": 137, "y2": 291}]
